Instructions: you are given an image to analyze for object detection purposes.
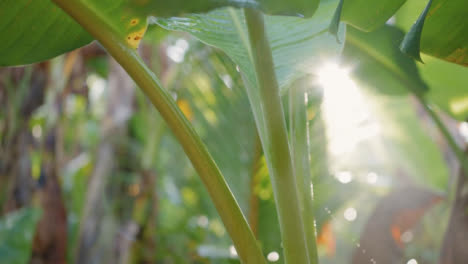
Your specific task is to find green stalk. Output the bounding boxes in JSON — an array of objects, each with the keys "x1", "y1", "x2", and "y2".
[
  {"x1": 416, "y1": 95, "x2": 468, "y2": 179},
  {"x1": 289, "y1": 81, "x2": 319, "y2": 264},
  {"x1": 244, "y1": 8, "x2": 310, "y2": 264},
  {"x1": 248, "y1": 134, "x2": 263, "y2": 237},
  {"x1": 52, "y1": 1, "x2": 266, "y2": 263}
]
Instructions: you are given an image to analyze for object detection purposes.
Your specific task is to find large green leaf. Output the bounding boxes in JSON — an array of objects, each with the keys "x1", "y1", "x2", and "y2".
[
  {"x1": 341, "y1": 0, "x2": 406, "y2": 32},
  {"x1": 0, "y1": 0, "x2": 148, "y2": 66},
  {"x1": 395, "y1": 2, "x2": 468, "y2": 120},
  {"x1": 394, "y1": 2, "x2": 468, "y2": 120},
  {"x1": 343, "y1": 26, "x2": 427, "y2": 95},
  {"x1": 180, "y1": 49, "x2": 259, "y2": 213},
  {"x1": 0, "y1": 0, "x2": 92, "y2": 66},
  {"x1": 396, "y1": 0, "x2": 468, "y2": 66},
  {"x1": 420, "y1": 0, "x2": 468, "y2": 66},
  {"x1": 0, "y1": 207, "x2": 42, "y2": 264},
  {"x1": 155, "y1": 0, "x2": 345, "y2": 95},
  {"x1": 0, "y1": 0, "x2": 321, "y2": 66}
]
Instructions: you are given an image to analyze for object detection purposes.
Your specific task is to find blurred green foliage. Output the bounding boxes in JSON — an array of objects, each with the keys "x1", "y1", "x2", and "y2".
[{"x1": 0, "y1": 208, "x2": 42, "y2": 264}]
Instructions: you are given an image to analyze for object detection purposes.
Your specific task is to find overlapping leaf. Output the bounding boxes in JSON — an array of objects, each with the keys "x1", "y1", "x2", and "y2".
[
  {"x1": 343, "y1": 26, "x2": 427, "y2": 95},
  {"x1": 398, "y1": 0, "x2": 468, "y2": 66},
  {"x1": 420, "y1": 0, "x2": 468, "y2": 66},
  {"x1": 395, "y1": 0, "x2": 468, "y2": 120}
]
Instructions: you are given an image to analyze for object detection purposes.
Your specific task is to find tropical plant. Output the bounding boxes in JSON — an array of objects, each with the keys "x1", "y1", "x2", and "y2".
[{"x1": 1, "y1": 0, "x2": 467, "y2": 263}]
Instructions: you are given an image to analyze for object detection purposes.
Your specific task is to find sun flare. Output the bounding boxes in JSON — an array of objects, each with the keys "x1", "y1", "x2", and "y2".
[{"x1": 317, "y1": 63, "x2": 379, "y2": 156}]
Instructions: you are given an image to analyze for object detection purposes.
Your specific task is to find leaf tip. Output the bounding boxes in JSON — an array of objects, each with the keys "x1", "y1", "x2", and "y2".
[
  {"x1": 328, "y1": 0, "x2": 344, "y2": 43},
  {"x1": 400, "y1": 0, "x2": 433, "y2": 63}
]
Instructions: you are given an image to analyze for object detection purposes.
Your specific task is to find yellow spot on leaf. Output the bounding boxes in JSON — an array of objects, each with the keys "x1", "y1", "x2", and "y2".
[{"x1": 126, "y1": 25, "x2": 147, "y2": 49}]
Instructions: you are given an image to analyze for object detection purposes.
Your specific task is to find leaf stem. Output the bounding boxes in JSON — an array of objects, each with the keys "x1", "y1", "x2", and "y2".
[
  {"x1": 244, "y1": 8, "x2": 310, "y2": 264},
  {"x1": 289, "y1": 81, "x2": 319, "y2": 264},
  {"x1": 51, "y1": 0, "x2": 266, "y2": 263}
]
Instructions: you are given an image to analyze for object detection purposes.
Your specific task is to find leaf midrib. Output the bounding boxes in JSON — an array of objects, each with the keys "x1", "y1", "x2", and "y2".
[{"x1": 227, "y1": 8, "x2": 254, "y2": 63}]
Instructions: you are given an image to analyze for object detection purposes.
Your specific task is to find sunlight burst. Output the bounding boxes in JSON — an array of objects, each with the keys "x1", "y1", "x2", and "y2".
[{"x1": 317, "y1": 62, "x2": 379, "y2": 156}]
